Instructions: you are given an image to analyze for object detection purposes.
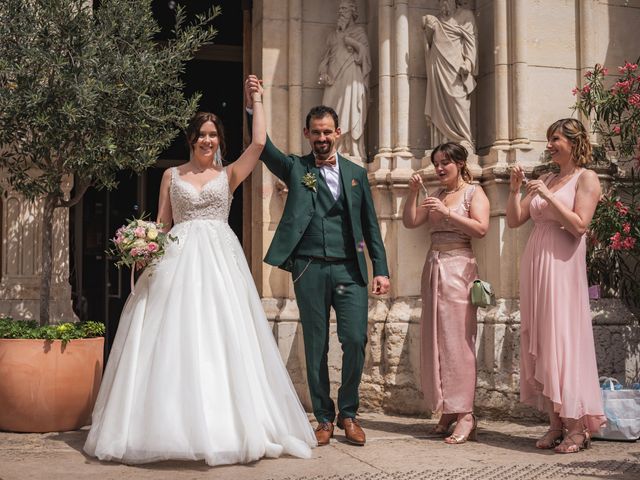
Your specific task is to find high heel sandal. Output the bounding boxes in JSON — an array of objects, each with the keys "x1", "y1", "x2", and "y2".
[
  {"x1": 554, "y1": 430, "x2": 591, "y2": 454},
  {"x1": 444, "y1": 414, "x2": 477, "y2": 444},
  {"x1": 535, "y1": 428, "x2": 564, "y2": 449},
  {"x1": 428, "y1": 414, "x2": 457, "y2": 436}
]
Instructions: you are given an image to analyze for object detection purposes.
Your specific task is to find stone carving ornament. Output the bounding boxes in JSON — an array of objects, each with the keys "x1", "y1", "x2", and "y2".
[
  {"x1": 318, "y1": 0, "x2": 371, "y2": 160},
  {"x1": 423, "y1": 0, "x2": 478, "y2": 150}
]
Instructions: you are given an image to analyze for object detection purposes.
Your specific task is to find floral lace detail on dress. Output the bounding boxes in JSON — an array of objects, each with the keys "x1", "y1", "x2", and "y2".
[{"x1": 170, "y1": 167, "x2": 232, "y2": 224}]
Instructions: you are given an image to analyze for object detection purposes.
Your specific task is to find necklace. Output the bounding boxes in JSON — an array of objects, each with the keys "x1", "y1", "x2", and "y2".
[
  {"x1": 191, "y1": 161, "x2": 213, "y2": 174},
  {"x1": 444, "y1": 181, "x2": 466, "y2": 194}
]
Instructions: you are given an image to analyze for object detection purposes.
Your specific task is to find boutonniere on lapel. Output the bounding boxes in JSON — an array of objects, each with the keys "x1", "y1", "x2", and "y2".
[
  {"x1": 351, "y1": 179, "x2": 359, "y2": 187},
  {"x1": 301, "y1": 172, "x2": 317, "y2": 192}
]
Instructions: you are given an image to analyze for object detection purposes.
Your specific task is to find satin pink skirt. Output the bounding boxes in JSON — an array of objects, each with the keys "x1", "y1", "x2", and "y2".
[{"x1": 420, "y1": 248, "x2": 478, "y2": 414}]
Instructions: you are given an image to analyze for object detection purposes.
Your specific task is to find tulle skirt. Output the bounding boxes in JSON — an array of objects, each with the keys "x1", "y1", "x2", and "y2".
[{"x1": 84, "y1": 219, "x2": 316, "y2": 465}]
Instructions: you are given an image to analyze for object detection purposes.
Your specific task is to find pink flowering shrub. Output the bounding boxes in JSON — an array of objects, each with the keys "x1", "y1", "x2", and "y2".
[
  {"x1": 587, "y1": 171, "x2": 640, "y2": 310},
  {"x1": 574, "y1": 60, "x2": 640, "y2": 311},
  {"x1": 574, "y1": 60, "x2": 640, "y2": 164}
]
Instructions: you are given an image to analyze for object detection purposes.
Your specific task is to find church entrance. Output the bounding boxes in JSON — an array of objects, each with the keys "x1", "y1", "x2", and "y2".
[{"x1": 70, "y1": 0, "x2": 251, "y2": 354}]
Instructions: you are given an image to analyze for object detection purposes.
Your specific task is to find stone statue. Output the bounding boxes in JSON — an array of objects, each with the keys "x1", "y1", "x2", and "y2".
[
  {"x1": 423, "y1": 0, "x2": 478, "y2": 150},
  {"x1": 318, "y1": 0, "x2": 371, "y2": 160}
]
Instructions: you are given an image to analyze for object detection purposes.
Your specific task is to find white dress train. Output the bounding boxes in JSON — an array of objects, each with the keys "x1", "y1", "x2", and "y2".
[{"x1": 84, "y1": 167, "x2": 316, "y2": 466}]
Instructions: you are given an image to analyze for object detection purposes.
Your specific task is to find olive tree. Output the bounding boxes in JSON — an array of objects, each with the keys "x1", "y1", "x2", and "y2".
[{"x1": 0, "y1": 0, "x2": 219, "y2": 325}]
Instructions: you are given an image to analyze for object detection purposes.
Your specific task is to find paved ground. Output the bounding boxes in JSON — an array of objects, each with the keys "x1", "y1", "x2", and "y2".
[{"x1": 1, "y1": 414, "x2": 638, "y2": 480}]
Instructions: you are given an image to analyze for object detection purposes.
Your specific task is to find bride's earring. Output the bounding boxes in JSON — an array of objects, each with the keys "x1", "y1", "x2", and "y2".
[{"x1": 214, "y1": 148, "x2": 222, "y2": 166}]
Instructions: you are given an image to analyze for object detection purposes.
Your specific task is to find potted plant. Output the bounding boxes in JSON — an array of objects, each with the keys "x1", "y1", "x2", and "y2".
[
  {"x1": 0, "y1": 0, "x2": 218, "y2": 433},
  {"x1": 573, "y1": 60, "x2": 640, "y2": 313},
  {"x1": 0, "y1": 318, "x2": 105, "y2": 432}
]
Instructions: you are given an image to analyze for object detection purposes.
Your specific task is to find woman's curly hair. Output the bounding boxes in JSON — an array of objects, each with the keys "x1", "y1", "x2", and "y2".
[{"x1": 546, "y1": 118, "x2": 592, "y2": 167}]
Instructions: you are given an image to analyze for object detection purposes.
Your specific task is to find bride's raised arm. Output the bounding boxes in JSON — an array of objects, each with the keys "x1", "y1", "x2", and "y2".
[{"x1": 228, "y1": 75, "x2": 266, "y2": 192}]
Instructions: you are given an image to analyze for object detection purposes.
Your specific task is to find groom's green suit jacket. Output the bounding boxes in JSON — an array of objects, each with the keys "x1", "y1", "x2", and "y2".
[{"x1": 260, "y1": 136, "x2": 389, "y2": 285}]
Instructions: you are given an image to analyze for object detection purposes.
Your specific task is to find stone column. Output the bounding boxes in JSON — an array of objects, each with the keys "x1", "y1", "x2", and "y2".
[
  {"x1": 0, "y1": 175, "x2": 76, "y2": 323},
  {"x1": 373, "y1": 0, "x2": 393, "y2": 173},
  {"x1": 288, "y1": 0, "x2": 303, "y2": 156},
  {"x1": 510, "y1": 0, "x2": 532, "y2": 159},
  {"x1": 392, "y1": 0, "x2": 412, "y2": 169},
  {"x1": 578, "y1": 1, "x2": 601, "y2": 141},
  {"x1": 484, "y1": 0, "x2": 510, "y2": 168}
]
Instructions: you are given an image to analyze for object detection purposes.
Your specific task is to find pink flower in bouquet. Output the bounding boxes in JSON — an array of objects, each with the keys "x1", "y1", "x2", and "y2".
[
  {"x1": 629, "y1": 94, "x2": 640, "y2": 107},
  {"x1": 134, "y1": 226, "x2": 146, "y2": 238},
  {"x1": 114, "y1": 234, "x2": 124, "y2": 245},
  {"x1": 623, "y1": 222, "x2": 631, "y2": 234},
  {"x1": 147, "y1": 242, "x2": 159, "y2": 253},
  {"x1": 582, "y1": 84, "x2": 591, "y2": 94},
  {"x1": 612, "y1": 125, "x2": 621, "y2": 134},
  {"x1": 130, "y1": 247, "x2": 139, "y2": 257},
  {"x1": 572, "y1": 86, "x2": 580, "y2": 96}
]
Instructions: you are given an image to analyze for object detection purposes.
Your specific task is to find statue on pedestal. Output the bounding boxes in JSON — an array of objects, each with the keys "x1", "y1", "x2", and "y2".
[
  {"x1": 318, "y1": 0, "x2": 371, "y2": 160},
  {"x1": 423, "y1": 0, "x2": 478, "y2": 151}
]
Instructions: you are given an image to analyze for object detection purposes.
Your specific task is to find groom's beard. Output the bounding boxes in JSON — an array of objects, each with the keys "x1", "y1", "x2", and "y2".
[{"x1": 313, "y1": 141, "x2": 334, "y2": 159}]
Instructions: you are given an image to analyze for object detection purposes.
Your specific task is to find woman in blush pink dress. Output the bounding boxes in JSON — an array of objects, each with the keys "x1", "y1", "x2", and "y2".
[
  {"x1": 403, "y1": 142, "x2": 489, "y2": 444},
  {"x1": 507, "y1": 118, "x2": 606, "y2": 454}
]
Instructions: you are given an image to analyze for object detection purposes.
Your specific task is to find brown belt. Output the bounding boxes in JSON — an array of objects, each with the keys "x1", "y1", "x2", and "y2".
[{"x1": 430, "y1": 243, "x2": 471, "y2": 252}]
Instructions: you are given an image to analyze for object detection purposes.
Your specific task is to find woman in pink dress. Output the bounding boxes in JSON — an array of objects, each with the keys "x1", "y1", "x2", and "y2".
[
  {"x1": 403, "y1": 142, "x2": 489, "y2": 444},
  {"x1": 507, "y1": 118, "x2": 606, "y2": 454}
]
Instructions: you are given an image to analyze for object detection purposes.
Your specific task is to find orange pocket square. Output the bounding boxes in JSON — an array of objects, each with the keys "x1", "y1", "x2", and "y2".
[{"x1": 351, "y1": 179, "x2": 358, "y2": 187}]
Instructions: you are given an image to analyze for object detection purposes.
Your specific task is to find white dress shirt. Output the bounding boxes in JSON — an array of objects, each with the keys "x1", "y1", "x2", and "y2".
[{"x1": 316, "y1": 154, "x2": 341, "y2": 201}]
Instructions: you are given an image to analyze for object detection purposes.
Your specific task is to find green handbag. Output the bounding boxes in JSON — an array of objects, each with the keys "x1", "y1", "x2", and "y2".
[{"x1": 471, "y1": 279, "x2": 495, "y2": 307}]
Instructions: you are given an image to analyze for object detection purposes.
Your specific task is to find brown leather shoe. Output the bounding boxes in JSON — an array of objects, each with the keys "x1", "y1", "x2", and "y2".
[
  {"x1": 314, "y1": 421, "x2": 334, "y2": 446},
  {"x1": 337, "y1": 416, "x2": 366, "y2": 446}
]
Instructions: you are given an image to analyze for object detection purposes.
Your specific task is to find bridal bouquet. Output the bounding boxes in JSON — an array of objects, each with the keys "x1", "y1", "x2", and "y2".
[{"x1": 108, "y1": 218, "x2": 177, "y2": 292}]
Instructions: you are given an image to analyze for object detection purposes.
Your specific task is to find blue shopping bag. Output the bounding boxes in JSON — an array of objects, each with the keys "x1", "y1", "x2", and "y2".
[{"x1": 593, "y1": 377, "x2": 640, "y2": 441}]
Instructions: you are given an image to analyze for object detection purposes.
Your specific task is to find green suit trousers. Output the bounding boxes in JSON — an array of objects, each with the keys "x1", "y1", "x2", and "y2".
[{"x1": 292, "y1": 257, "x2": 368, "y2": 423}]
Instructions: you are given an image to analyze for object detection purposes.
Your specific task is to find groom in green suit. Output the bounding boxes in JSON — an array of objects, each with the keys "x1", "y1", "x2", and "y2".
[{"x1": 248, "y1": 103, "x2": 390, "y2": 446}]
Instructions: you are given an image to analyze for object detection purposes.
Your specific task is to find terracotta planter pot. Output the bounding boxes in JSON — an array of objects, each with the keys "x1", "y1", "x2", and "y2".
[{"x1": 0, "y1": 337, "x2": 104, "y2": 433}]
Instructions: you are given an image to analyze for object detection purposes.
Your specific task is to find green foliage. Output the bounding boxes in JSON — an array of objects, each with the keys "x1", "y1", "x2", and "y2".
[
  {"x1": 0, "y1": 0, "x2": 219, "y2": 202},
  {"x1": 0, "y1": 317, "x2": 105, "y2": 345}
]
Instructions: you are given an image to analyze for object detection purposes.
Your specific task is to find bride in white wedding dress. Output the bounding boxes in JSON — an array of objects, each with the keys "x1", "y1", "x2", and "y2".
[{"x1": 84, "y1": 76, "x2": 316, "y2": 466}]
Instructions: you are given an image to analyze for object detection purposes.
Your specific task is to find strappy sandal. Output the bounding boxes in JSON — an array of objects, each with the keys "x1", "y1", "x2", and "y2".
[
  {"x1": 444, "y1": 414, "x2": 477, "y2": 444},
  {"x1": 535, "y1": 428, "x2": 564, "y2": 449},
  {"x1": 554, "y1": 430, "x2": 591, "y2": 454},
  {"x1": 427, "y1": 413, "x2": 457, "y2": 436}
]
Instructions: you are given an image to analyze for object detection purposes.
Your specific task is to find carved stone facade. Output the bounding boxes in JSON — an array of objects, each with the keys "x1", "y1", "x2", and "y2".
[{"x1": 251, "y1": 0, "x2": 640, "y2": 418}]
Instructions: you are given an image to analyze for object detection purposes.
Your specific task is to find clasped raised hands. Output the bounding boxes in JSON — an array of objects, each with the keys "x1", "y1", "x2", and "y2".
[{"x1": 244, "y1": 75, "x2": 264, "y2": 109}]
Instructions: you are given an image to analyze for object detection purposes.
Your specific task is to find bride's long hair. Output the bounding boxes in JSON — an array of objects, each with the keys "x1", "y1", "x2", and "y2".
[{"x1": 186, "y1": 112, "x2": 227, "y2": 166}]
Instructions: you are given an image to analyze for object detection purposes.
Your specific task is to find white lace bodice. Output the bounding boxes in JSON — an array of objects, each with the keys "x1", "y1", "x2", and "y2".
[{"x1": 170, "y1": 167, "x2": 232, "y2": 224}]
